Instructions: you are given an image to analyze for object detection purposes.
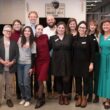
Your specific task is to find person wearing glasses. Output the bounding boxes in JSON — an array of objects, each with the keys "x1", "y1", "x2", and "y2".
[
  {"x1": 72, "y1": 21, "x2": 94, "y2": 108},
  {"x1": 0, "y1": 25, "x2": 19, "y2": 107}
]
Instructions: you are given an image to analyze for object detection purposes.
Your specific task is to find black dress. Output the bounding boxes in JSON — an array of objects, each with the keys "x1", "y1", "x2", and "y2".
[
  {"x1": 49, "y1": 35, "x2": 73, "y2": 76},
  {"x1": 72, "y1": 35, "x2": 94, "y2": 78}
]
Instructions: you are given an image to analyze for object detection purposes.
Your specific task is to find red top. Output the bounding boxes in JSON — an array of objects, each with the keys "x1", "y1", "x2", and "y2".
[
  {"x1": 35, "y1": 34, "x2": 50, "y2": 61},
  {"x1": 10, "y1": 30, "x2": 21, "y2": 42}
]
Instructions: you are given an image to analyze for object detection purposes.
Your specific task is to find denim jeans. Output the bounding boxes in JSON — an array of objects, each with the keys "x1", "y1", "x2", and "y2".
[{"x1": 17, "y1": 64, "x2": 31, "y2": 101}]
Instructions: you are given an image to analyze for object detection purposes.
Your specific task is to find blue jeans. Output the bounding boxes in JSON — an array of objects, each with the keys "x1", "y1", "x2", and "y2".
[{"x1": 17, "y1": 64, "x2": 31, "y2": 101}]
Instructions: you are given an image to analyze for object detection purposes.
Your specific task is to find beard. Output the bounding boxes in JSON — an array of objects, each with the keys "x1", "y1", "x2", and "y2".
[{"x1": 47, "y1": 23, "x2": 55, "y2": 28}]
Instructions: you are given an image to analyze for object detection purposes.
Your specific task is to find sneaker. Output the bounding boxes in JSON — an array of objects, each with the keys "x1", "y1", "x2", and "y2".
[
  {"x1": 19, "y1": 99, "x2": 25, "y2": 105},
  {"x1": 24, "y1": 101, "x2": 30, "y2": 107},
  {"x1": 6, "y1": 99, "x2": 14, "y2": 107}
]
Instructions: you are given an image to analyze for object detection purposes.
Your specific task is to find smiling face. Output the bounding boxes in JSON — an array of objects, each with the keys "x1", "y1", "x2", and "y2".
[
  {"x1": 89, "y1": 23, "x2": 96, "y2": 32},
  {"x1": 46, "y1": 15, "x2": 56, "y2": 28},
  {"x1": 28, "y1": 12, "x2": 38, "y2": 25},
  {"x1": 35, "y1": 25, "x2": 43, "y2": 37},
  {"x1": 69, "y1": 21, "x2": 77, "y2": 31},
  {"x1": 3, "y1": 25, "x2": 12, "y2": 39},
  {"x1": 78, "y1": 23, "x2": 87, "y2": 36},
  {"x1": 13, "y1": 21, "x2": 22, "y2": 31},
  {"x1": 56, "y1": 24, "x2": 65, "y2": 35},
  {"x1": 102, "y1": 22, "x2": 110, "y2": 33},
  {"x1": 24, "y1": 27, "x2": 32, "y2": 38}
]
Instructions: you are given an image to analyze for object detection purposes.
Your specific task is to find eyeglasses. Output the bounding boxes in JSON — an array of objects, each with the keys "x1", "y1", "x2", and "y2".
[
  {"x1": 4, "y1": 30, "x2": 12, "y2": 33},
  {"x1": 79, "y1": 27, "x2": 86, "y2": 29}
]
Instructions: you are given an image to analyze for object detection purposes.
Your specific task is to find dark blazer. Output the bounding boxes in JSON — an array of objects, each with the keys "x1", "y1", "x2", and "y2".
[
  {"x1": 49, "y1": 35, "x2": 73, "y2": 76},
  {"x1": 0, "y1": 38, "x2": 19, "y2": 73}
]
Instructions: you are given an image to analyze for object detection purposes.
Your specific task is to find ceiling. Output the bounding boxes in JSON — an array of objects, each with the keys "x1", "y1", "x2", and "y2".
[{"x1": 86, "y1": 0, "x2": 102, "y2": 12}]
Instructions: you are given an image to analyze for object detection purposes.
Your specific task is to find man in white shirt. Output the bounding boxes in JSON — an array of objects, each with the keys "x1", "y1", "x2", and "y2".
[
  {"x1": 43, "y1": 15, "x2": 56, "y2": 39},
  {"x1": 43, "y1": 15, "x2": 57, "y2": 98}
]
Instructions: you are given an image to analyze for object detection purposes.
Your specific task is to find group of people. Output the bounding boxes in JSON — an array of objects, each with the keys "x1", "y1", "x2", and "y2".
[{"x1": 0, "y1": 11, "x2": 110, "y2": 110}]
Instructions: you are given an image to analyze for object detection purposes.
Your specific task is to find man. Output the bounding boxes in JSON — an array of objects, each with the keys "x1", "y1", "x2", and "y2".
[
  {"x1": 43, "y1": 15, "x2": 57, "y2": 98},
  {"x1": 28, "y1": 11, "x2": 38, "y2": 35},
  {"x1": 28, "y1": 11, "x2": 39, "y2": 98},
  {"x1": 0, "y1": 25, "x2": 19, "y2": 107}
]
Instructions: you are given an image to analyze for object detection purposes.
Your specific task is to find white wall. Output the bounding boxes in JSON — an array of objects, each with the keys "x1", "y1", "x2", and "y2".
[
  {"x1": 0, "y1": 0, "x2": 25, "y2": 24},
  {"x1": 0, "y1": 0, "x2": 86, "y2": 24},
  {"x1": 25, "y1": 0, "x2": 86, "y2": 24}
]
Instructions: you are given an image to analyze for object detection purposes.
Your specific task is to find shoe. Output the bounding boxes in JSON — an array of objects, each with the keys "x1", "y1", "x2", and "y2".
[
  {"x1": 75, "y1": 96, "x2": 82, "y2": 107},
  {"x1": 24, "y1": 101, "x2": 30, "y2": 107},
  {"x1": 47, "y1": 92, "x2": 53, "y2": 99},
  {"x1": 87, "y1": 94, "x2": 92, "y2": 102},
  {"x1": 81, "y1": 96, "x2": 87, "y2": 108},
  {"x1": 35, "y1": 97, "x2": 45, "y2": 109},
  {"x1": 74, "y1": 94, "x2": 78, "y2": 100},
  {"x1": 93, "y1": 96, "x2": 99, "y2": 103},
  {"x1": 104, "y1": 102, "x2": 110, "y2": 109},
  {"x1": 6, "y1": 99, "x2": 14, "y2": 107},
  {"x1": 19, "y1": 99, "x2": 25, "y2": 105},
  {"x1": 17, "y1": 95, "x2": 21, "y2": 100},
  {"x1": 59, "y1": 95, "x2": 64, "y2": 105},
  {"x1": 63, "y1": 96, "x2": 70, "y2": 105}
]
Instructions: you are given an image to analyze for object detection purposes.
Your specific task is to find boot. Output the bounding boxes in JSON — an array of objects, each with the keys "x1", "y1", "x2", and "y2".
[
  {"x1": 63, "y1": 96, "x2": 70, "y2": 105},
  {"x1": 87, "y1": 94, "x2": 92, "y2": 102},
  {"x1": 59, "y1": 95, "x2": 64, "y2": 105},
  {"x1": 35, "y1": 95, "x2": 45, "y2": 109},
  {"x1": 81, "y1": 96, "x2": 87, "y2": 108},
  {"x1": 93, "y1": 95, "x2": 99, "y2": 103},
  {"x1": 75, "y1": 96, "x2": 82, "y2": 107}
]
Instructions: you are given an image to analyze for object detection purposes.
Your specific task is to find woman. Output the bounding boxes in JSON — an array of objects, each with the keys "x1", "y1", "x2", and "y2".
[
  {"x1": 66, "y1": 18, "x2": 78, "y2": 100},
  {"x1": 0, "y1": 25, "x2": 19, "y2": 107},
  {"x1": 17, "y1": 26, "x2": 36, "y2": 107},
  {"x1": 72, "y1": 21, "x2": 94, "y2": 108},
  {"x1": 98, "y1": 19, "x2": 110, "y2": 109},
  {"x1": 49, "y1": 22, "x2": 73, "y2": 105},
  {"x1": 34, "y1": 24, "x2": 50, "y2": 108},
  {"x1": 11, "y1": 19, "x2": 22, "y2": 99},
  {"x1": 87, "y1": 20, "x2": 99, "y2": 103}
]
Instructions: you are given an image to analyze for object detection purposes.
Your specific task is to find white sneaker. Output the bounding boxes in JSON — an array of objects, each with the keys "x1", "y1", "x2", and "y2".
[
  {"x1": 24, "y1": 101, "x2": 30, "y2": 107},
  {"x1": 19, "y1": 100, "x2": 25, "y2": 105}
]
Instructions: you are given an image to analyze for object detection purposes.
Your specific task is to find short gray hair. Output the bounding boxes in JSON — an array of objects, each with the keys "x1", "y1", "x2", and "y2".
[{"x1": 3, "y1": 25, "x2": 12, "y2": 31}]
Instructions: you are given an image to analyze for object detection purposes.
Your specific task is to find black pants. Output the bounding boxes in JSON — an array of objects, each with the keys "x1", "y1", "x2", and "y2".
[
  {"x1": 88, "y1": 72, "x2": 93, "y2": 95},
  {"x1": 46, "y1": 63, "x2": 57, "y2": 93},
  {"x1": 15, "y1": 72, "x2": 21, "y2": 98},
  {"x1": 55, "y1": 76, "x2": 70, "y2": 94},
  {"x1": 31, "y1": 74, "x2": 39, "y2": 97},
  {"x1": 68, "y1": 75, "x2": 73, "y2": 93},
  {"x1": 75, "y1": 76, "x2": 89, "y2": 96}
]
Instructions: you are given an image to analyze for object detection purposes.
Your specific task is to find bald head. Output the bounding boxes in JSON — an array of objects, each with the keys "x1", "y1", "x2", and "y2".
[{"x1": 46, "y1": 15, "x2": 56, "y2": 28}]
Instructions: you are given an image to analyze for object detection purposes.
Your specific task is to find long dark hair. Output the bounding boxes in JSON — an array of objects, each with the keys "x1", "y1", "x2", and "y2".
[
  {"x1": 21, "y1": 26, "x2": 34, "y2": 47},
  {"x1": 77, "y1": 21, "x2": 87, "y2": 36}
]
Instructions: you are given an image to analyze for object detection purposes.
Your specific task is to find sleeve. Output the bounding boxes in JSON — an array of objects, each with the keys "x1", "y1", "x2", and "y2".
[
  {"x1": 12, "y1": 42, "x2": 19, "y2": 63},
  {"x1": 31, "y1": 42, "x2": 36, "y2": 54},
  {"x1": 31, "y1": 53, "x2": 36, "y2": 68},
  {"x1": 89, "y1": 36, "x2": 95, "y2": 63}
]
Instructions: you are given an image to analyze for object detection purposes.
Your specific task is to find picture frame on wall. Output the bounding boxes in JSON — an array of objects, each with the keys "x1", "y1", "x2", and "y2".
[{"x1": 45, "y1": 3, "x2": 65, "y2": 17}]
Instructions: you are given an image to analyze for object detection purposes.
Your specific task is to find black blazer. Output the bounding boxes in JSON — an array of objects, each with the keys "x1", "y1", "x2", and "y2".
[{"x1": 0, "y1": 38, "x2": 19, "y2": 73}]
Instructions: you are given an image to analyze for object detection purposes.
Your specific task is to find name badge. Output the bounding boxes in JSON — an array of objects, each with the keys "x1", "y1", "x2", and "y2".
[
  {"x1": 93, "y1": 38, "x2": 96, "y2": 41},
  {"x1": 82, "y1": 42, "x2": 86, "y2": 44},
  {"x1": 55, "y1": 38, "x2": 59, "y2": 42}
]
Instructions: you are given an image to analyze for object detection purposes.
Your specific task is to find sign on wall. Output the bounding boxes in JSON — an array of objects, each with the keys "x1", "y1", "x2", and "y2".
[{"x1": 45, "y1": 3, "x2": 65, "y2": 17}]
